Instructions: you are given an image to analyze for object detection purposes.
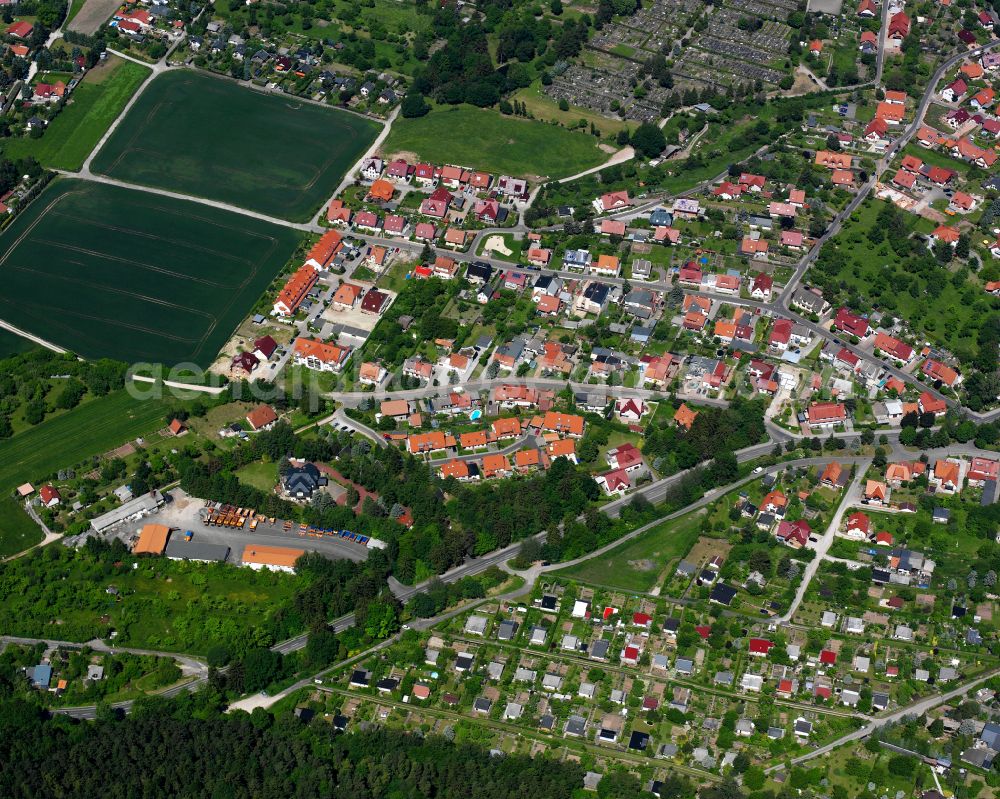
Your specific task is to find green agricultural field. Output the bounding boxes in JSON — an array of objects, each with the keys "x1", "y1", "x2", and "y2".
[
  {"x1": 0, "y1": 329, "x2": 37, "y2": 359},
  {"x1": 91, "y1": 70, "x2": 380, "y2": 221},
  {"x1": 3, "y1": 58, "x2": 151, "y2": 171},
  {"x1": 554, "y1": 509, "x2": 706, "y2": 592},
  {"x1": 0, "y1": 179, "x2": 303, "y2": 365},
  {"x1": 0, "y1": 387, "x2": 174, "y2": 495},
  {"x1": 0, "y1": 496, "x2": 44, "y2": 558},
  {"x1": 0, "y1": 386, "x2": 175, "y2": 557},
  {"x1": 383, "y1": 105, "x2": 610, "y2": 180}
]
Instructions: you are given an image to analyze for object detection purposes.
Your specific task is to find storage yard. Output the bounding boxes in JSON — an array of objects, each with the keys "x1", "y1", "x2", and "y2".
[{"x1": 116, "y1": 489, "x2": 376, "y2": 564}]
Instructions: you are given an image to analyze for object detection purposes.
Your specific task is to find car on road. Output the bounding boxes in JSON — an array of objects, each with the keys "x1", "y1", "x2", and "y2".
[{"x1": 753, "y1": 466, "x2": 763, "y2": 474}]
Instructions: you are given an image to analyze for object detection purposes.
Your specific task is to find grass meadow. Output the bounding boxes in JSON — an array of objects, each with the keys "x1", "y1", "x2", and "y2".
[
  {"x1": 554, "y1": 509, "x2": 705, "y2": 592},
  {"x1": 0, "y1": 546, "x2": 299, "y2": 654},
  {"x1": 383, "y1": 104, "x2": 610, "y2": 180},
  {"x1": 0, "y1": 386, "x2": 176, "y2": 557},
  {"x1": 0, "y1": 387, "x2": 174, "y2": 496}
]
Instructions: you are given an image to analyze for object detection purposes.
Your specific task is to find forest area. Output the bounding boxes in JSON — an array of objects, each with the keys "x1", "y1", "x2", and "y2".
[{"x1": 0, "y1": 695, "x2": 754, "y2": 799}]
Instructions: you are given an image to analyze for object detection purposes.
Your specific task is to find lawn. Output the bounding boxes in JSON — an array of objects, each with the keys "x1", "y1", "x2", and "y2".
[
  {"x1": 357, "y1": 0, "x2": 432, "y2": 35},
  {"x1": 235, "y1": 461, "x2": 279, "y2": 492},
  {"x1": 554, "y1": 508, "x2": 706, "y2": 592},
  {"x1": 0, "y1": 179, "x2": 303, "y2": 366},
  {"x1": 91, "y1": 70, "x2": 380, "y2": 221},
  {"x1": 382, "y1": 105, "x2": 610, "y2": 180},
  {"x1": 0, "y1": 546, "x2": 300, "y2": 655},
  {"x1": 3, "y1": 58, "x2": 151, "y2": 171}
]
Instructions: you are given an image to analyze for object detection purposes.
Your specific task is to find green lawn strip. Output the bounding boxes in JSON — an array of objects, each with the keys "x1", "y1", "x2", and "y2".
[
  {"x1": 65, "y1": 0, "x2": 86, "y2": 23},
  {"x1": 553, "y1": 509, "x2": 706, "y2": 592},
  {"x1": 360, "y1": 0, "x2": 432, "y2": 34},
  {"x1": 901, "y1": 142, "x2": 970, "y2": 176},
  {"x1": 383, "y1": 104, "x2": 610, "y2": 180},
  {"x1": 91, "y1": 70, "x2": 380, "y2": 221},
  {"x1": 0, "y1": 179, "x2": 304, "y2": 366},
  {"x1": 3, "y1": 60, "x2": 151, "y2": 171}
]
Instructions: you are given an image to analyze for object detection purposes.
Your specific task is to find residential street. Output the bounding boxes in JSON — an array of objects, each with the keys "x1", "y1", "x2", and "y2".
[{"x1": 775, "y1": 462, "x2": 871, "y2": 624}]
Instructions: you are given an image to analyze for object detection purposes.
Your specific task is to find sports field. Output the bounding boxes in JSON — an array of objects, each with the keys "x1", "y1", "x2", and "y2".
[
  {"x1": 0, "y1": 179, "x2": 303, "y2": 366},
  {"x1": 91, "y1": 71, "x2": 380, "y2": 221},
  {"x1": 383, "y1": 104, "x2": 610, "y2": 180},
  {"x1": 3, "y1": 58, "x2": 151, "y2": 171}
]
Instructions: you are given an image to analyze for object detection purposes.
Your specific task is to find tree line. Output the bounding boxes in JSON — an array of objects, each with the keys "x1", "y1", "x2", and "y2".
[
  {"x1": 0, "y1": 699, "x2": 612, "y2": 799},
  {"x1": 0, "y1": 349, "x2": 128, "y2": 438}
]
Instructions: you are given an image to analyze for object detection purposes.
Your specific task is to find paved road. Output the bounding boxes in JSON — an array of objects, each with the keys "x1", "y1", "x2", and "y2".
[
  {"x1": 321, "y1": 105, "x2": 400, "y2": 219},
  {"x1": 2, "y1": 633, "x2": 208, "y2": 719},
  {"x1": 230, "y1": 558, "x2": 537, "y2": 713},
  {"x1": 43, "y1": 434, "x2": 1000, "y2": 717},
  {"x1": 35, "y1": 48, "x2": 1000, "y2": 423},
  {"x1": 0, "y1": 634, "x2": 207, "y2": 673},
  {"x1": 568, "y1": 454, "x2": 876, "y2": 567},
  {"x1": 334, "y1": 375, "x2": 728, "y2": 409},
  {"x1": 775, "y1": 461, "x2": 870, "y2": 623},
  {"x1": 874, "y1": 0, "x2": 890, "y2": 88},
  {"x1": 316, "y1": 238, "x2": 968, "y2": 419}
]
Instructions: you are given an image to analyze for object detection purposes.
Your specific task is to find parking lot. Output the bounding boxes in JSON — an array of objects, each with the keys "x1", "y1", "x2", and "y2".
[{"x1": 111, "y1": 489, "x2": 372, "y2": 564}]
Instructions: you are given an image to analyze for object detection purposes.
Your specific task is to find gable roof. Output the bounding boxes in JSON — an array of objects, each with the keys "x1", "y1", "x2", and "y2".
[{"x1": 246, "y1": 404, "x2": 278, "y2": 430}]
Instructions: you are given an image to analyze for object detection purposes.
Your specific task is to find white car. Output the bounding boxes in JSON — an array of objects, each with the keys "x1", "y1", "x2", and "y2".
[{"x1": 753, "y1": 466, "x2": 764, "y2": 474}]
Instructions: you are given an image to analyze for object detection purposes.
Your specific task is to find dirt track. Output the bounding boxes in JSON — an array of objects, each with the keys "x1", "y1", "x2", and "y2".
[{"x1": 67, "y1": 0, "x2": 121, "y2": 36}]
